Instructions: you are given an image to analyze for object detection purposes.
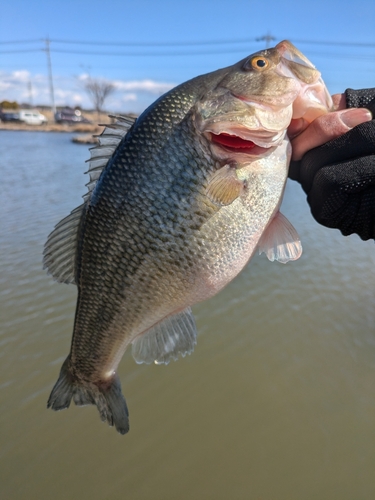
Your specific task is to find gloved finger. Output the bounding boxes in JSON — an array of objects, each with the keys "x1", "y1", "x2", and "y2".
[
  {"x1": 295, "y1": 120, "x2": 375, "y2": 193},
  {"x1": 346, "y1": 89, "x2": 375, "y2": 111},
  {"x1": 307, "y1": 158, "x2": 375, "y2": 240}
]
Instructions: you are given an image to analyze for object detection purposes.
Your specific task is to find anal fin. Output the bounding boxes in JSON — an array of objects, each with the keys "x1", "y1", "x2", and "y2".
[
  {"x1": 131, "y1": 307, "x2": 197, "y2": 365},
  {"x1": 258, "y1": 211, "x2": 302, "y2": 263},
  {"x1": 43, "y1": 204, "x2": 86, "y2": 284}
]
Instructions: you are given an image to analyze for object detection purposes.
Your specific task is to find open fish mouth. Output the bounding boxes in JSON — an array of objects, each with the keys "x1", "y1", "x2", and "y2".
[
  {"x1": 206, "y1": 123, "x2": 286, "y2": 157},
  {"x1": 209, "y1": 132, "x2": 275, "y2": 155}
]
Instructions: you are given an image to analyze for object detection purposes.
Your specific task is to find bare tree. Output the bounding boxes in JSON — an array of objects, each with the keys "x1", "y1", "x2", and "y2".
[{"x1": 83, "y1": 78, "x2": 116, "y2": 120}]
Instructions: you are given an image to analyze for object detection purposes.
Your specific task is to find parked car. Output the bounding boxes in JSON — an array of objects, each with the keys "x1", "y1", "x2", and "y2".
[
  {"x1": 0, "y1": 111, "x2": 21, "y2": 122},
  {"x1": 54, "y1": 109, "x2": 91, "y2": 124},
  {"x1": 18, "y1": 110, "x2": 48, "y2": 125}
]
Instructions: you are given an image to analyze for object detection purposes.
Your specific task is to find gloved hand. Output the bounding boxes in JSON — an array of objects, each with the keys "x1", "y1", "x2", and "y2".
[{"x1": 289, "y1": 88, "x2": 375, "y2": 241}]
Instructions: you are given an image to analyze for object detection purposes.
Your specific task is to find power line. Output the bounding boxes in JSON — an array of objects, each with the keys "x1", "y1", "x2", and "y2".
[
  {"x1": 293, "y1": 38, "x2": 375, "y2": 47},
  {"x1": 46, "y1": 37, "x2": 375, "y2": 49},
  {"x1": 0, "y1": 47, "x2": 257, "y2": 57},
  {"x1": 0, "y1": 36, "x2": 262, "y2": 48},
  {"x1": 1, "y1": 49, "x2": 374, "y2": 62},
  {"x1": 0, "y1": 49, "x2": 42, "y2": 54},
  {"x1": 50, "y1": 37, "x2": 258, "y2": 47},
  {"x1": 49, "y1": 47, "x2": 259, "y2": 56},
  {"x1": 0, "y1": 39, "x2": 42, "y2": 44},
  {"x1": 0, "y1": 36, "x2": 375, "y2": 48}
]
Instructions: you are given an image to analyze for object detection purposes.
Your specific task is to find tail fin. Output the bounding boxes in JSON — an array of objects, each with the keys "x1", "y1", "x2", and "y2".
[{"x1": 47, "y1": 357, "x2": 130, "y2": 435}]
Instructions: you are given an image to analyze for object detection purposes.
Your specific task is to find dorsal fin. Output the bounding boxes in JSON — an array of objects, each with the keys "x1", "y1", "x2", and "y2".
[
  {"x1": 84, "y1": 114, "x2": 137, "y2": 202},
  {"x1": 131, "y1": 308, "x2": 197, "y2": 365},
  {"x1": 43, "y1": 114, "x2": 137, "y2": 284}
]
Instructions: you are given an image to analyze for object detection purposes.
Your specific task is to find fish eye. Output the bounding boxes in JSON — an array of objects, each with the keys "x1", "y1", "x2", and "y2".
[
  {"x1": 251, "y1": 56, "x2": 269, "y2": 70},
  {"x1": 243, "y1": 56, "x2": 269, "y2": 72}
]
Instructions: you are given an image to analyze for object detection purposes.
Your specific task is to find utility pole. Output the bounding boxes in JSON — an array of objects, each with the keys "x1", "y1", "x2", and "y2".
[
  {"x1": 256, "y1": 32, "x2": 276, "y2": 49},
  {"x1": 28, "y1": 81, "x2": 33, "y2": 108},
  {"x1": 44, "y1": 37, "x2": 56, "y2": 115}
]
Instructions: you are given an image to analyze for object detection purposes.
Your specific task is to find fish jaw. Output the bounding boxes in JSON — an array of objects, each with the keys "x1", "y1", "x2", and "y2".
[
  {"x1": 290, "y1": 77, "x2": 333, "y2": 122},
  {"x1": 196, "y1": 97, "x2": 291, "y2": 164},
  {"x1": 195, "y1": 93, "x2": 292, "y2": 162}
]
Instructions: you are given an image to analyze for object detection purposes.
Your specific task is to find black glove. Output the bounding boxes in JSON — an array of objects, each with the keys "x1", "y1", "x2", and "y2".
[{"x1": 289, "y1": 88, "x2": 375, "y2": 241}]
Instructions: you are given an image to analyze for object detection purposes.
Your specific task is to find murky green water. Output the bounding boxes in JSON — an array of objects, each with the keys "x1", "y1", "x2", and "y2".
[{"x1": 1, "y1": 130, "x2": 374, "y2": 499}]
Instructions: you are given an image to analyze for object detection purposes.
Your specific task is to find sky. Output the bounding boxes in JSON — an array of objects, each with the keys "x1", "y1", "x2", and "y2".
[{"x1": 1, "y1": 0, "x2": 375, "y2": 114}]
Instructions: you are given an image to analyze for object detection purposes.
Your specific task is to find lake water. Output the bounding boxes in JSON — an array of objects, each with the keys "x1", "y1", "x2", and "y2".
[{"x1": 1, "y1": 130, "x2": 374, "y2": 500}]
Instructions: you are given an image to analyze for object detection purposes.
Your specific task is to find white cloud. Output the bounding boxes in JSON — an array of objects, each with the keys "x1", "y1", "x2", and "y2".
[
  {"x1": 72, "y1": 94, "x2": 83, "y2": 104},
  {"x1": 34, "y1": 73, "x2": 48, "y2": 83},
  {"x1": 0, "y1": 70, "x2": 30, "y2": 89},
  {"x1": 0, "y1": 70, "x2": 176, "y2": 113},
  {"x1": 114, "y1": 79, "x2": 174, "y2": 95},
  {"x1": 0, "y1": 81, "x2": 12, "y2": 92},
  {"x1": 122, "y1": 93, "x2": 137, "y2": 102},
  {"x1": 77, "y1": 73, "x2": 90, "y2": 82},
  {"x1": 11, "y1": 70, "x2": 31, "y2": 83},
  {"x1": 55, "y1": 89, "x2": 76, "y2": 100}
]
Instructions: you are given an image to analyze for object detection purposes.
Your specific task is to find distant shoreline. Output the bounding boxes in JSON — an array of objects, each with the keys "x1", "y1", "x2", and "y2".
[
  {"x1": 0, "y1": 109, "x2": 138, "y2": 143},
  {"x1": 0, "y1": 121, "x2": 103, "y2": 134},
  {"x1": 0, "y1": 108, "x2": 136, "y2": 135}
]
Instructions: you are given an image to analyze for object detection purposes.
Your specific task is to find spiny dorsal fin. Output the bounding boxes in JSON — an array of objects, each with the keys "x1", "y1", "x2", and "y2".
[
  {"x1": 84, "y1": 114, "x2": 137, "y2": 202},
  {"x1": 43, "y1": 114, "x2": 137, "y2": 284},
  {"x1": 131, "y1": 308, "x2": 197, "y2": 365}
]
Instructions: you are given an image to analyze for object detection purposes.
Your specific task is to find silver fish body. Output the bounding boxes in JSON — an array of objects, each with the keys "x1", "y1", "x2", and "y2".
[{"x1": 44, "y1": 41, "x2": 332, "y2": 434}]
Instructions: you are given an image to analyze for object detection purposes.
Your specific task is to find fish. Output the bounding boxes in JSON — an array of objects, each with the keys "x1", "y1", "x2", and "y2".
[{"x1": 43, "y1": 40, "x2": 332, "y2": 434}]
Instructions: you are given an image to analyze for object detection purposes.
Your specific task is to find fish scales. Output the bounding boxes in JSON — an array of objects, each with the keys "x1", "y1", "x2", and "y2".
[
  {"x1": 44, "y1": 41, "x2": 333, "y2": 434},
  {"x1": 71, "y1": 86, "x2": 220, "y2": 379}
]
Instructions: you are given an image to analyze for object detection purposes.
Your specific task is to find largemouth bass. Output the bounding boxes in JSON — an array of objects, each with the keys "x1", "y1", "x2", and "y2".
[{"x1": 44, "y1": 41, "x2": 332, "y2": 434}]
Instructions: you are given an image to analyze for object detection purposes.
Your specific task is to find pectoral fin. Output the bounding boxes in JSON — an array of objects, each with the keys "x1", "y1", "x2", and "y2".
[
  {"x1": 206, "y1": 165, "x2": 246, "y2": 206},
  {"x1": 258, "y1": 212, "x2": 302, "y2": 263}
]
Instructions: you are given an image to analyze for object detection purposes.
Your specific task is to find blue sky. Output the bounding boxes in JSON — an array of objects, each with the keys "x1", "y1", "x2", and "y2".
[{"x1": 1, "y1": 0, "x2": 374, "y2": 114}]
